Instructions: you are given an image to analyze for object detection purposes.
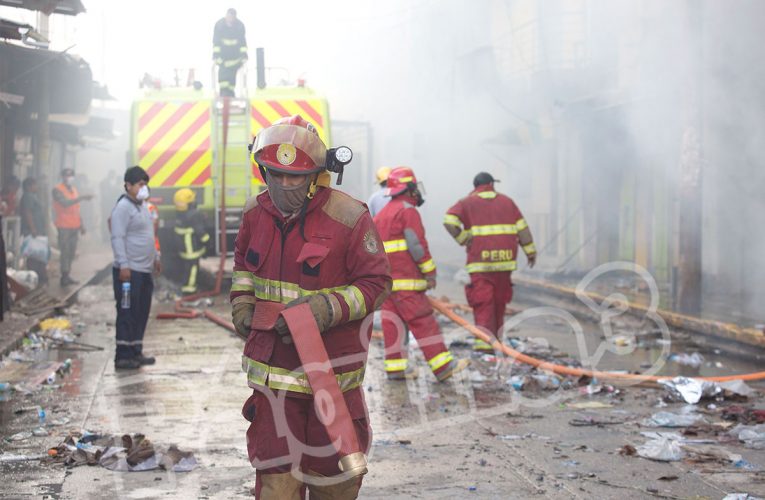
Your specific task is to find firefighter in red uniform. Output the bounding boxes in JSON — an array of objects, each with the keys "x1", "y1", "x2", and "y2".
[
  {"x1": 444, "y1": 172, "x2": 536, "y2": 352},
  {"x1": 230, "y1": 115, "x2": 391, "y2": 499},
  {"x1": 374, "y1": 167, "x2": 470, "y2": 381}
]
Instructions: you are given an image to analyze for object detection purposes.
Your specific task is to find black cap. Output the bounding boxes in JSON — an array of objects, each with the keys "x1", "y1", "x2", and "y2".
[
  {"x1": 61, "y1": 168, "x2": 75, "y2": 177},
  {"x1": 124, "y1": 165, "x2": 150, "y2": 184},
  {"x1": 473, "y1": 172, "x2": 499, "y2": 187}
]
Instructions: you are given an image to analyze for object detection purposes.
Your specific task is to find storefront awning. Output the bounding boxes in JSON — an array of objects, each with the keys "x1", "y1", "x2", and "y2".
[{"x1": 0, "y1": 0, "x2": 85, "y2": 16}]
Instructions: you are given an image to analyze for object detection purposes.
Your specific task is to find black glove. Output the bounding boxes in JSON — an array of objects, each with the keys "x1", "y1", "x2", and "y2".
[{"x1": 274, "y1": 294, "x2": 336, "y2": 337}]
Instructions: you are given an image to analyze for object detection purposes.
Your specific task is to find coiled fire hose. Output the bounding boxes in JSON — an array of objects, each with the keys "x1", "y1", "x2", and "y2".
[{"x1": 429, "y1": 297, "x2": 765, "y2": 383}]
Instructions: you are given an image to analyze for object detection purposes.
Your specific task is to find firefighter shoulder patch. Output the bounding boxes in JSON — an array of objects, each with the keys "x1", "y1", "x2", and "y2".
[
  {"x1": 322, "y1": 190, "x2": 366, "y2": 228},
  {"x1": 363, "y1": 230, "x2": 379, "y2": 254}
]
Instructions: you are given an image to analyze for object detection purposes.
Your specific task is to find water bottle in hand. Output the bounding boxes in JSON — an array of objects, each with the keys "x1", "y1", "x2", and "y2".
[{"x1": 121, "y1": 282, "x2": 131, "y2": 309}]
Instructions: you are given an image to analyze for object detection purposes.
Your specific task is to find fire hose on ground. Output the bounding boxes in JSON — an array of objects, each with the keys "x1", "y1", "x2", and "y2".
[{"x1": 429, "y1": 297, "x2": 765, "y2": 383}]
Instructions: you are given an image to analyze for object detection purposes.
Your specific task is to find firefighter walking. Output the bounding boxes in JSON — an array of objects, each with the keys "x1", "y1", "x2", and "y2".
[
  {"x1": 213, "y1": 8, "x2": 248, "y2": 97},
  {"x1": 374, "y1": 167, "x2": 469, "y2": 381},
  {"x1": 173, "y1": 188, "x2": 209, "y2": 295},
  {"x1": 444, "y1": 172, "x2": 537, "y2": 352},
  {"x1": 231, "y1": 115, "x2": 390, "y2": 498}
]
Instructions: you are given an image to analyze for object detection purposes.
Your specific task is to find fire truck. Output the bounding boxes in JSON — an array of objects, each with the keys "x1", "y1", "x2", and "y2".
[{"x1": 128, "y1": 80, "x2": 331, "y2": 254}]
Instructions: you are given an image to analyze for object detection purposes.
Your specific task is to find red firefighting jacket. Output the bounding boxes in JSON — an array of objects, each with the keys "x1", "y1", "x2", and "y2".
[
  {"x1": 373, "y1": 194, "x2": 436, "y2": 292},
  {"x1": 231, "y1": 186, "x2": 391, "y2": 398},
  {"x1": 444, "y1": 184, "x2": 535, "y2": 273}
]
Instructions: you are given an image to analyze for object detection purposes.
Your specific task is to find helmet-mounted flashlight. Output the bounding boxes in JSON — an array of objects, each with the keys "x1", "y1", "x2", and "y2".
[{"x1": 325, "y1": 146, "x2": 353, "y2": 185}]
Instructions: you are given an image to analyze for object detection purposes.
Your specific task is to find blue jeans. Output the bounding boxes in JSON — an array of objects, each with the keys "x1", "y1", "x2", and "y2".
[{"x1": 113, "y1": 267, "x2": 153, "y2": 361}]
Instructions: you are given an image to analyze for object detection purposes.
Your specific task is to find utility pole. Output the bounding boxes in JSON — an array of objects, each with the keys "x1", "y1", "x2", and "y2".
[{"x1": 676, "y1": 1, "x2": 703, "y2": 315}]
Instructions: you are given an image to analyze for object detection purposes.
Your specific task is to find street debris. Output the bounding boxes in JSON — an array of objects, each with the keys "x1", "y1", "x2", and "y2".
[
  {"x1": 49, "y1": 431, "x2": 198, "y2": 472},
  {"x1": 659, "y1": 377, "x2": 721, "y2": 404},
  {"x1": 566, "y1": 401, "x2": 613, "y2": 410},
  {"x1": 642, "y1": 411, "x2": 706, "y2": 427},
  {"x1": 730, "y1": 424, "x2": 765, "y2": 449},
  {"x1": 723, "y1": 406, "x2": 765, "y2": 424},
  {"x1": 636, "y1": 436, "x2": 685, "y2": 461},
  {"x1": 668, "y1": 352, "x2": 704, "y2": 367},
  {"x1": 659, "y1": 377, "x2": 756, "y2": 405},
  {"x1": 569, "y1": 415, "x2": 627, "y2": 426}
]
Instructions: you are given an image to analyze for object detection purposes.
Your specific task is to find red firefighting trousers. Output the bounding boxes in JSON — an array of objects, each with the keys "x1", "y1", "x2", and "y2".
[
  {"x1": 381, "y1": 291, "x2": 452, "y2": 376},
  {"x1": 242, "y1": 387, "x2": 370, "y2": 495},
  {"x1": 465, "y1": 272, "x2": 513, "y2": 349}
]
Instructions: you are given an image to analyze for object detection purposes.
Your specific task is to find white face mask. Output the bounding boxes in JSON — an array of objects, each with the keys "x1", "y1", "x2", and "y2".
[{"x1": 136, "y1": 185, "x2": 150, "y2": 201}]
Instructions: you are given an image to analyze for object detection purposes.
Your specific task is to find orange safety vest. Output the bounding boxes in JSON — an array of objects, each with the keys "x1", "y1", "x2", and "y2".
[
  {"x1": 53, "y1": 183, "x2": 81, "y2": 229},
  {"x1": 147, "y1": 202, "x2": 161, "y2": 252}
]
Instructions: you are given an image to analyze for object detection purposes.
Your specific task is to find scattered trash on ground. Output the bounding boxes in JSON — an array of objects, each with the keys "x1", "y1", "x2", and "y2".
[
  {"x1": 48, "y1": 431, "x2": 198, "y2": 473},
  {"x1": 642, "y1": 411, "x2": 706, "y2": 428},
  {"x1": 566, "y1": 401, "x2": 614, "y2": 410},
  {"x1": 668, "y1": 352, "x2": 704, "y2": 367},
  {"x1": 660, "y1": 377, "x2": 721, "y2": 404},
  {"x1": 730, "y1": 424, "x2": 765, "y2": 449},
  {"x1": 636, "y1": 436, "x2": 685, "y2": 461},
  {"x1": 723, "y1": 406, "x2": 765, "y2": 424}
]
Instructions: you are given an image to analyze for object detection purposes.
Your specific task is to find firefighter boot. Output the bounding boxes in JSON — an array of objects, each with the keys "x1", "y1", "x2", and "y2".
[
  {"x1": 257, "y1": 472, "x2": 303, "y2": 500},
  {"x1": 386, "y1": 366, "x2": 419, "y2": 381},
  {"x1": 306, "y1": 474, "x2": 363, "y2": 500},
  {"x1": 436, "y1": 358, "x2": 470, "y2": 382}
]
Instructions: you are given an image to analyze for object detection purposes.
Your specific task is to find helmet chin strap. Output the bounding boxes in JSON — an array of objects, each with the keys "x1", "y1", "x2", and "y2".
[{"x1": 306, "y1": 171, "x2": 330, "y2": 200}]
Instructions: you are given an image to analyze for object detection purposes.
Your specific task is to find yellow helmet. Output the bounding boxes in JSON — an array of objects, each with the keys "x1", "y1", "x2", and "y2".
[
  {"x1": 173, "y1": 188, "x2": 196, "y2": 212},
  {"x1": 375, "y1": 166, "x2": 392, "y2": 184}
]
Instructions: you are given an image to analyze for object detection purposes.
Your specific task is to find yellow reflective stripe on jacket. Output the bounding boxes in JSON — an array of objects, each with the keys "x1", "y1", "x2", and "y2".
[
  {"x1": 470, "y1": 224, "x2": 517, "y2": 236},
  {"x1": 523, "y1": 242, "x2": 537, "y2": 254},
  {"x1": 418, "y1": 259, "x2": 436, "y2": 274},
  {"x1": 384, "y1": 358, "x2": 408, "y2": 372},
  {"x1": 213, "y1": 46, "x2": 221, "y2": 53},
  {"x1": 232, "y1": 271, "x2": 255, "y2": 292},
  {"x1": 443, "y1": 214, "x2": 462, "y2": 227},
  {"x1": 476, "y1": 192, "x2": 497, "y2": 199},
  {"x1": 223, "y1": 59, "x2": 242, "y2": 67},
  {"x1": 465, "y1": 261, "x2": 517, "y2": 273},
  {"x1": 516, "y1": 218, "x2": 528, "y2": 231},
  {"x1": 336, "y1": 285, "x2": 367, "y2": 321},
  {"x1": 242, "y1": 356, "x2": 365, "y2": 394},
  {"x1": 391, "y1": 279, "x2": 428, "y2": 291},
  {"x1": 251, "y1": 276, "x2": 347, "y2": 305},
  {"x1": 428, "y1": 351, "x2": 454, "y2": 371},
  {"x1": 383, "y1": 239, "x2": 408, "y2": 253},
  {"x1": 455, "y1": 230, "x2": 470, "y2": 244},
  {"x1": 222, "y1": 38, "x2": 239, "y2": 46},
  {"x1": 239, "y1": 46, "x2": 247, "y2": 53},
  {"x1": 200, "y1": 233, "x2": 211, "y2": 243},
  {"x1": 175, "y1": 226, "x2": 205, "y2": 259}
]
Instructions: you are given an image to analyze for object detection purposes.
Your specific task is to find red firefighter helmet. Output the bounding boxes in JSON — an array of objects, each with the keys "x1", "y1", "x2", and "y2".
[
  {"x1": 250, "y1": 115, "x2": 327, "y2": 174},
  {"x1": 385, "y1": 166, "x2": 418, "y2": 196}
]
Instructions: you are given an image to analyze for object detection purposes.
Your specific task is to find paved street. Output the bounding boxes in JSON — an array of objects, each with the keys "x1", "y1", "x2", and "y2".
[{"x1": 1, "y1": 278, "x2": 765, "y2": 499}]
